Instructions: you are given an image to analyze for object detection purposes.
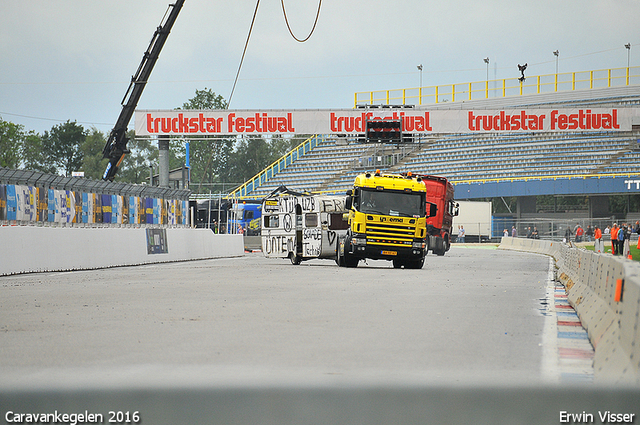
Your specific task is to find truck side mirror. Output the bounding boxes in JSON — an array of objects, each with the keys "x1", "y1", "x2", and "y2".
[
  {"x1": 345, "y1": 195, "x2": 353, "y2": 210},
  {"x1": 427, "y1": 202, "x2": 437, "y2": 218},
  {"x1": 453, "y1": 203, "x2": 460, "y2": 217}
]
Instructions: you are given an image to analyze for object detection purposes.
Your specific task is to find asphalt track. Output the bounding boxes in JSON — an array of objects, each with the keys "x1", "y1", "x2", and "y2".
[{"x1": 0, "y1": 245, "x2": 571, "y2": 388}]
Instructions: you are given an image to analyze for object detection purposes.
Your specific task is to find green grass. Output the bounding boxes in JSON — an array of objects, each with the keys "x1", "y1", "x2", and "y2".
[{"x1": 582, "y1": 242, "x2": 640, "y2": 261}]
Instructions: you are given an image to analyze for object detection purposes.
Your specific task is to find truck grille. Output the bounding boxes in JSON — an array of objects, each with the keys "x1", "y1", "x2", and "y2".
[{"x1": 365, "y1": 218, "x2": 416, "y2": 247}]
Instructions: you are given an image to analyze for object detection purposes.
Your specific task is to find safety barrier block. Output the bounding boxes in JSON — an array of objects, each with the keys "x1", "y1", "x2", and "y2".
[
  {"x1": 604, "y1": 260, "x2": 626, "y2": 309},
  {"x1": 573, "y1": 286, "x2": 615, "y2": 349},
  {"x1": 617, "y1": 267, "x2": 640, "y2": 377},
  {"x1": 592, "y1": 255, "x2": 610, "y2": 300},
  {"x1": 499, "y1": 237, "x2": 640, "y2": 383},
  {"x1": 577, "y1": 250, "x2": 591, "y2": 290},
  {"x1": 593, "y1": 324, "x2": 637, "y2": 384}
]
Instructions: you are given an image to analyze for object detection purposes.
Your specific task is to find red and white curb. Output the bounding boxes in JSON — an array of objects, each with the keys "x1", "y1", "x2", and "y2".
[{"x1": 541, "y1": 258, "x2": 595, "y2": 383}]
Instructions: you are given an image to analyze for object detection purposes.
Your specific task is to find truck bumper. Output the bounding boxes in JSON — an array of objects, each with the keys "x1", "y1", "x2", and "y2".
[{"x1": 348, "y1": 244, "x2": 425, "y2": 261}]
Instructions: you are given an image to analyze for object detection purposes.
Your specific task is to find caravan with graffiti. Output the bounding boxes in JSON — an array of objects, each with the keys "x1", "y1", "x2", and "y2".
[{"x1": 261, "y1": 190, "x2": 348, "y2": 265}]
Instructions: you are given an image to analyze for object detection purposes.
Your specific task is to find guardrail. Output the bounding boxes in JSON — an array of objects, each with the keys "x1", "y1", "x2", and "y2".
[
  {"x1": 355, "y1": 66, "x2": 640, "y2": 107},
  {"x1": 499, "y1": 237, "x2": 640, "y2": 384}
]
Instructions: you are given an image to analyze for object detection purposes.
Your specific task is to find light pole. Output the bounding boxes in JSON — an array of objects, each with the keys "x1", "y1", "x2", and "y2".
[
  {"x1": 553, "y1": 50, "x2": 559, "y2": 75},
  {"x1": 626, "y1": 43, "x2": 631, "y2": 85},
  {"x1": 484, "y1": 57, "x2": 489, "y2": 81},
  {"x1": 483, "y1": 57, "x2": 489, "y2": 98},
  {"x1": 417, "y1": 64, "x2": 423, "y2": 105},
  {"x1": 626, "y1": 43, "x2": 631, "y2": 68}
]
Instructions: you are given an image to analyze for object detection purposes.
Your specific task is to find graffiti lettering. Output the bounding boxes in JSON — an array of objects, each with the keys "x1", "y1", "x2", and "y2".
[
  {"x1": 264, "y1": 235, "x2": 294, "y2": 255},
  {"x1": 303, "y1": 227, "x2": 322, "y2": 240},
  {"x1": 278, "y1": 197, "x2": 294, "y2": 213},
  {"x1": 321, "y1": 198, "x2": 345, "y2": 212},
  {"x1": 283, "y1": 214, "x2": 292, "y2": 232},
  {"x1": 327, "y1": 230, "x2": 337, "y2": 246},
  {"x1": 304, "y1": 244, "x2": 321, "y2": 257},
  {"x1": 300, "y1": 196, "x2": 315, "y2": 212}
]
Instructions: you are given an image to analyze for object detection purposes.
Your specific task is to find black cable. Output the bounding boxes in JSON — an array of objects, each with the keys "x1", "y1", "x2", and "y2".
[
  {"x1": 281, "y1": 0, "x2": 322, "y2": 43},
  {"x1": 228, "y1": 0, "x2": 261, "y2": 108}
]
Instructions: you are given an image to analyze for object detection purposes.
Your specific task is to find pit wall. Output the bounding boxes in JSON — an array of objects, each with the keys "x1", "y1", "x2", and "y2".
[
  {"x1": 0, "y1": 226, "x2": 244, "y2": 276},
  {"x1": 499, "y1": 237, "x2": 640, "y2": 384}
]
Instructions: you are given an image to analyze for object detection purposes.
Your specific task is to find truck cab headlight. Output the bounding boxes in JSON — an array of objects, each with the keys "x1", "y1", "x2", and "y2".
[
  {"x1": 352, "y1": 237, "x2": 367, "y2": 246},
  {"x1": 412, "y1": 241, "x2": 426, "y2": 249}
]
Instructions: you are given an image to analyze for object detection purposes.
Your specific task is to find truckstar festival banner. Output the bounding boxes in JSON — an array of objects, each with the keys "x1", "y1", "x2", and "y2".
[{"x1": 135, "y1": 108, "x2": 638, "y2": 136}]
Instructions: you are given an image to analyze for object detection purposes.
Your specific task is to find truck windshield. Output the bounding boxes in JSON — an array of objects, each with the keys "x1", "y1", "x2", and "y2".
[{"x1": 359, "y1": 189, "x2": 424, "y2": 218}]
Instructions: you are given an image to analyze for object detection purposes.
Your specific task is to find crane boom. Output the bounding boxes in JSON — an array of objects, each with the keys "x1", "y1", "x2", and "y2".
[{"x1": 102, "y1": 0, "x2": 185, "y2": 181}]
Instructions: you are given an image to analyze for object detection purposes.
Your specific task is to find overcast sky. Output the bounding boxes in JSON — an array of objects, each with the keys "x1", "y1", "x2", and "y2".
[{"x1": 1, "y1": 0, "x2": 638, "y2": 135}]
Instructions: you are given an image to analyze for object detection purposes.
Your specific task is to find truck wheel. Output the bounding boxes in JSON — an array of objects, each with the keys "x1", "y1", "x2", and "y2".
[
  {"x1": 344, "y1": 252, "x2": 359, "y2": 268},
  {"x1": 336, "y1": 242, "x2": 346, "y2": 267},
  {"x1": 407, "y1": 257, "x2": 425, "y2": 269},
  {"x1": 290, "y1": 253, "x2": 302, "y2": 265}
]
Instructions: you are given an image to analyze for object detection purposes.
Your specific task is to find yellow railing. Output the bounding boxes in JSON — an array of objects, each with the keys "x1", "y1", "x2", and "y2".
[
  {"x1": 450, "y1": 171, "x2": 640, "y2": 186},
  {"x1": 355, "y1": 66, "x2": 640, "y2": 107}
]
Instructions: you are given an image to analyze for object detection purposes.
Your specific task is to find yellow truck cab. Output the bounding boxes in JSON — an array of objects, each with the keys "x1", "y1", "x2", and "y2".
[{"x1": 338, "y1": 171, "x2": 436, "y2": 269}]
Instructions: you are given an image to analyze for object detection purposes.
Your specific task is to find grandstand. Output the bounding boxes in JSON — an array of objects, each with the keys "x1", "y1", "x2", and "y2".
[{"x1": 230, "y1": 84, "x2": 640, "y2": 202}]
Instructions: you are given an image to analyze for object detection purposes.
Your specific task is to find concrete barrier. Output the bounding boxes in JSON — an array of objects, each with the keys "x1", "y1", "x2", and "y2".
[
  {"x1": 499, "y1": 237, "x2": 640, "y2": 384},
  {"x1": 0, "y1": 226, "x2": 244, "y2": 276}
]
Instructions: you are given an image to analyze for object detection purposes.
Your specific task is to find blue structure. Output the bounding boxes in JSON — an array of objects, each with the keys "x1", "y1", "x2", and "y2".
[{"x1": 454, "y1": 175, "x2": 640, "y2": 199}]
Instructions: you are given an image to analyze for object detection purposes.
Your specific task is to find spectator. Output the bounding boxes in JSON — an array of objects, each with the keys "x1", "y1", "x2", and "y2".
[
  {"x1": 503, "y1": 229, "x2": 509, "y2": 237},
  {"x1": 623, "y1": 224, "x2": 631, "y2": 258},
  {"x1": 594, "y1": 226, "x2": 603, "y2": 253},
  {"x1": 531, "y1": 227, "x2": 539, "y2": 239},
  {"x1": 611, "y1": 223, "x2": 619, "y2": 255},
  {"x1": 575, "y1": 225, "x2": 584, "y2": 243},
  {"x1": 457, "y1": 225, "x2": 465, "y2": 243},
  {"x1": 511, "y1": 226, "x2": 517, "y2": 237},
  {"x1": 564, "y1": 227, "x2": 572, "y2": 243},
  {"x1": 585, "y1": 225, "x2": 594, "y2": 242},
  {"x1": 526, "y1": 227, "x2": 532, "y2": 238}
]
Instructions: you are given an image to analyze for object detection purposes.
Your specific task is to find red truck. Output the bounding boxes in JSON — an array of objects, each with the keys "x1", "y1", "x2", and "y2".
[{"x1": 412, "y1": 174, "x2": 458, "y2": 256}]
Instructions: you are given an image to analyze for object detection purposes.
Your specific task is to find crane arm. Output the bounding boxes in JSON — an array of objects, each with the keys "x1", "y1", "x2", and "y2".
[{"x1": 102, "y1": 0, "x2": 185, "y2": 181}]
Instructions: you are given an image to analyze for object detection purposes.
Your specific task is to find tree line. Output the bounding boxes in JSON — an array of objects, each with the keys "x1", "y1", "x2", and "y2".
[{"x1": 0, "y1": 89, "x2": 301, "y2": 193}]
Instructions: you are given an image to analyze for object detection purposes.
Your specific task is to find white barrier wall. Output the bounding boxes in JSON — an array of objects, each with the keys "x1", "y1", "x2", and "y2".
[
  {"x1": 0, "y1": 226, "x2": 244, "y2": 276},
  {"x1": 499, "y1": 237, "x2": 640, "y2": 384}
]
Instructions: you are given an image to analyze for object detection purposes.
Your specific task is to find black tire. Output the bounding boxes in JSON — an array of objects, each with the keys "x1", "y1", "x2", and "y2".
[
  {"x1": 290, "y1": 253, "x2": 302, "y2": 265},
  {"x1": 336, "y1": 240, "x2": 346, "y2": 267},
  {"x1": 344, "y1": 252, "x2": 359, "y2": 268},
  {"x1": 406, "y1": 257, "x2": 425, "y2": 269}
]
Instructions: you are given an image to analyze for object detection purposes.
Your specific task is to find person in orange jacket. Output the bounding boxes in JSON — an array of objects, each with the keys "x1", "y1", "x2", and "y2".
[
  {"x1": 594, "y1": 226, "x2": 603, "y2": 253},
  {"x1": 611, "y1": 224, "x2": 619, "y2": 255}
]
